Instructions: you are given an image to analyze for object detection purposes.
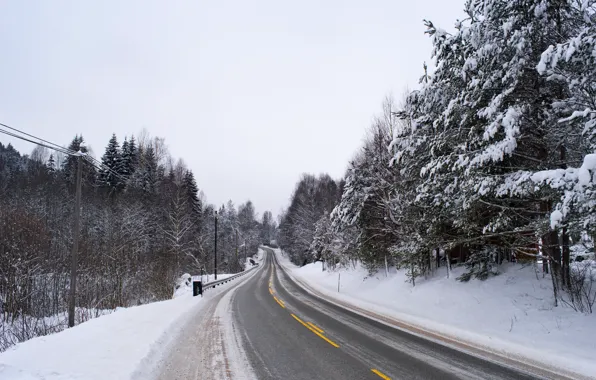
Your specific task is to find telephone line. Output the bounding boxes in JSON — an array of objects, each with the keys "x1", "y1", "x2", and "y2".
[
  {"x1": 0, "y1": 122, "x2": 78, "y2": 156},
  {"x1": 0, "y1": 123, "x2": 129, "y2": 182},
  {"x1": 0, "y1": 128, "x2": 75, "y2": 156}
]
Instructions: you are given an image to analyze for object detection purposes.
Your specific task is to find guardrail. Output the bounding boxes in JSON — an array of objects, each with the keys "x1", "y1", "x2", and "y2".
[{"x1": 192, "y1": 264, "x2": 259, "y2": 296}]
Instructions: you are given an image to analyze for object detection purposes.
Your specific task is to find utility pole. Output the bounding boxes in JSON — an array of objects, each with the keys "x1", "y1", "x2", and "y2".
[
  {"x1": 68, "y1": 154, "x2": 83, "y2": 328},
  {"x1": 235, "y1": 229, "x2": 239, "y2": 272},
  {"x1": 214, "y1": 210, "x2": 218, "y2": 280},
  {"x1": 244, "y1": 239, "x2": 247, "y2": 262}
]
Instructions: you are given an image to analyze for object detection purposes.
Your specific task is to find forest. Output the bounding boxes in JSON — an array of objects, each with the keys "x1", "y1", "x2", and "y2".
[
  {"x1": 278, "y1": 0, "x2": 596, "y2": 312},
  {"x1": 0, "y1": 131, "x2": 275, "y2": 351}
]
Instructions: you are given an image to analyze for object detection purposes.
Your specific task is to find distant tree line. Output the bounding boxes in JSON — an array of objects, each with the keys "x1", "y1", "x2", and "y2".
[
  {"x1": 0, "y1": 131, "x2": 274, "y2": 350},
  {"x1": 278, "y1": 0, "x2": 596, "y2": 312}
]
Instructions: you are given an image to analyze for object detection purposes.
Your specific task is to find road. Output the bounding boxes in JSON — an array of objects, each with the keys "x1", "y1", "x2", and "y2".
[{"x1": 232, "y1": 248, "x2": 546, "y2": 380}]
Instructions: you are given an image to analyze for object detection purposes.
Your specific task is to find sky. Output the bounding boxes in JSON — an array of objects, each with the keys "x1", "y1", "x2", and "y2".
[{"x1": 0, "y1": 0, "x2": 465, "y2": 218}]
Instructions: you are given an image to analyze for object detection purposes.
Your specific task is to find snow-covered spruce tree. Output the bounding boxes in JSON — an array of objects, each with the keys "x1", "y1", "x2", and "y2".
[
  {"x1": 182, "y1": 169, "x2": 202, "y2": 224},
  {"x1": 389, "y1": 15, "x2": 476, "y2": 280},
  {"x1": 47, "y1": 154, "x2": 56, "y2": 174},
  {"x1": 98, "y1": 133, "x2": 124, "y2": 192},
  {"x1": 137, "y1": 145, "x2": 158, "y2": 194},
  {"x1": 395, "y1": 0, "x2": 582, "y2": 281},
  {"x1": 534, "y1": 2, "x2": 596, "y2": 237},
  {"x1": 331, "y1": 100, "x2": 399, "y2": 273},
  {"x1": 120, "y1": 138, "x2": 130, "y2": 176},
  {"x1": 61, "y1": 135, "x2": 95, "y2": 187},
  {"x1": 120, "y1": 136, "x2": 138, "y2": 184},
  {"x1": 310, "y1": 214, "x2": 334, "y2": 268}
]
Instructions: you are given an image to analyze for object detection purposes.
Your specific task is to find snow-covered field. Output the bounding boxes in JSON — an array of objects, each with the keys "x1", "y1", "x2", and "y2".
[
  {"x1": 274, "y1": 249, "x2": 596, "y2": 378},
  {"x1": 0, "y1": 271, "x2": 250, "y2": 380}
]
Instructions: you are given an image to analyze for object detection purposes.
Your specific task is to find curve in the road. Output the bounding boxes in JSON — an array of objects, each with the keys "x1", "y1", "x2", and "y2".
[{"x1": 232, "y1": 248, "x2": 549, "y2": 380}]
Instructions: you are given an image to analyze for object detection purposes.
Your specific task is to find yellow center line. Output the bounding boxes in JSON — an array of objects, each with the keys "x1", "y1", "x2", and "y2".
[
  {"x1": 273, "y1": 296, "x2": 286, "y2": 308},
  {"x1": 291, "y1": 314, "x2": 339, "y2": 348},
  {"x1": 307, "y1": 321, "x2": 324, "y2": 334},
  {"x1": 371, "y1": 369, "x2": 391, "y2": 380},
  {"x1": 269, "y1": 288, "x2": 274, "y2": 295}
]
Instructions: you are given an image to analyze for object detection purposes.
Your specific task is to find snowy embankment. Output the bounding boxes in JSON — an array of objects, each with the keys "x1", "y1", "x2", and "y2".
[
  {"x1": 0, "y1": 271, "x2": 244, "y2": 380},
  {"x1": 274, "y1": 249, "x2": 596, "y2": 379}
]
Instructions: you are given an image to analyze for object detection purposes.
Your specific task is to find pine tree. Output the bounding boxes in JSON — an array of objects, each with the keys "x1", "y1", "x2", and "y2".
[
  {"x1": 62, "y1": 135, "x2": 94, "y2": 186},
  {"x1": 128, "y1": 136, "x2": 138, "y2": 175},
  {"x1": 120, "y1": 136, "x2": 139, "y2": 182},
  {"x1": 390, "y1": 0, "x2": 583, "y2": 280},
  {"x1": 182, "y1": 170, "x2": 202, "y2": 221},
  {"x1": 536, "y1": 4, "x2": 596, "y2": 234},
  {"x1": 47, "y1": 154, "x2": 56, "y2": 174},
  {"x1": 98, "y1": 133, "x2": 124, "y2": 191},
  {"x1": 121, "y1": 138, "x2": 131, "y2": 177},
  {"x1": 146, "y1": 146, "x2": 158, "y2": 193}
]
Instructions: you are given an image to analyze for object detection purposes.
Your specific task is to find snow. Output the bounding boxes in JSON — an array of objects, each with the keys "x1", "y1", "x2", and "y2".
[
  {"x1": 550, "y1": 209, "x2": 563, "y2": 229},
  {"x1": 274, "y1": 249, "x2": 596, "y2": 378},
  {"x1": 578, "y1": 153, "x2": 596, "y2": 187},
  {"x1": 0, "y1": 271, "x2": 250, "y2": 380},
  {"x1": 244, "y1": 247, "x2": 265, "y2": 271}
]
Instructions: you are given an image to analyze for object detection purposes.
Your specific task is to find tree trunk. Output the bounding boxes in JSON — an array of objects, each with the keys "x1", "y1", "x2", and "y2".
[
  {"x1": 559, "y1": 144, "x2": 570, "y2": 288},
  {"x1": 562, "y1": 226, "x2": 570, "y2": 289},
  {"x1": 544, "y1": 229, "x2": 561, "y2": 306},
  {"x1": 446, "y1": 250, "x2": 451, "y2": 279}
]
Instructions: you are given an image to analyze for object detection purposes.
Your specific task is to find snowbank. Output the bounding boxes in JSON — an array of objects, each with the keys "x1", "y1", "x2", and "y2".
[
  {"x1": 243, "y1": 247, "x2": 265, "y2": 271},
  {"x1": 275, "y1": 249, "x2": 596, "y2": 378},
  {"x1": 0, "y1": 289, "x2": 208, "y2": 379}
]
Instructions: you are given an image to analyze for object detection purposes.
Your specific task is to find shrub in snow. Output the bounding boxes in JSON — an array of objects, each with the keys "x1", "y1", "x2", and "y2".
[
  {"x1": 458, "y1": 247, "x2": 501, "y2": 282},
  {"x1": 173, "y1": 273, "x2": 192, "y2": 298},
  {"x1": 564, "y1": 261, "x2": 596, "y2": 313}
]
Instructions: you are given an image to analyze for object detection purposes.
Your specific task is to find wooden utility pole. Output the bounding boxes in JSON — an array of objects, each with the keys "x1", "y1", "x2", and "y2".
[
  {"x1": 214, "y1": 211, "x2": 218, "y2": 280},
  {"x1": 68, "y1": 155, "x2": 83, "y2": 328},
  {"x1": 235, "y1": 229, "x2": 239, "y2": 272}
]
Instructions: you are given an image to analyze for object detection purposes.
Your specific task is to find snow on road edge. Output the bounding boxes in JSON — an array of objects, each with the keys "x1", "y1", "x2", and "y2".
[
  {"x1": 0, "y1": 270, "x2": 258, "y2": 380},
  {"x1": 272, "y1": 248, "x2": 596, "y2": 380},
  {"x1": 144, "y1": 263, "x2": 262, "y2": 380}
]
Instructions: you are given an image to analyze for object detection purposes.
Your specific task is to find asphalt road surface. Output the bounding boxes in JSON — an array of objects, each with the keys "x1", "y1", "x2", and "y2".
[{"x1": 232, "y1": 248, "x2": 548, "y2": 380}]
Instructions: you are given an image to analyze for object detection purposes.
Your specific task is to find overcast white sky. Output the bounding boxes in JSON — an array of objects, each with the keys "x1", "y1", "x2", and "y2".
[{"x1": 0, "y1": 0, "x2": 464, "y2": 217}]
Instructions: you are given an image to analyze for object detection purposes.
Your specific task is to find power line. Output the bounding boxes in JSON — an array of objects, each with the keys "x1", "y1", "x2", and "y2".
[
  {"x1": 0, "y1": 122, "x2": 78, "y2": 156},
  {"x1": 0, "y1": 123, "x2": 130, "y2": 183},
  {"x1": 0, "y1": 128, "x2": 75, "y2": 156}
]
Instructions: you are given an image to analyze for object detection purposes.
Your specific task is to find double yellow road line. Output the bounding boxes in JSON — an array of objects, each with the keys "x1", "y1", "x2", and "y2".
[
  {"x1": 268, "y1": 264, "x2": 391, "y2": 379},
  {"x1": 273, "y1": 296, "x2": 285, "y2": 308},
  {"x1": 291, "y1": 313, "x2": 339, "y2": 348}
]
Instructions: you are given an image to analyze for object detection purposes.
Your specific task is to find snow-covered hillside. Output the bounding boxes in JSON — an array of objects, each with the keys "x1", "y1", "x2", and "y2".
[{"x1": 275, "y1": 249, "x2": 596, "y2": 378}]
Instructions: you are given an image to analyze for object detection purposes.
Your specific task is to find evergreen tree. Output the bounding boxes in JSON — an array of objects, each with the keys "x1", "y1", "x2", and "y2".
[
  {"x1": 121, "y1": 138, "x2": 131, "y2": 177},
  {"x1": 140, "y1": 145, "x2": 158, "y2": 194},
  {"x1": 98, "y1": 133, "x2": 124, "y2": 191},
  {"x1": 121, "y1": 136, "x2": 138, "y2": 181},
  {"x1": 182, "y1": 170, "x2": 202, "y2": 221},
  {"x1": 62, "y1": 135, "x2": 95, "y2": 186},
  {"x1": 47, "y1": 154, "x2": 56, "y2": 174}
]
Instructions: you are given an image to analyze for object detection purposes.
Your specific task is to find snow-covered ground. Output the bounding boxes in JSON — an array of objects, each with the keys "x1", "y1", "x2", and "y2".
[
  {"x1": 274, "y1": 249, "x2": 596, "y2": 378},
  {"x1": 244, "y1": 247, "x2": 265, "y2": 271},
  {"x1": 0, "y1": 271, "x2": 252, "y2": 380}
]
